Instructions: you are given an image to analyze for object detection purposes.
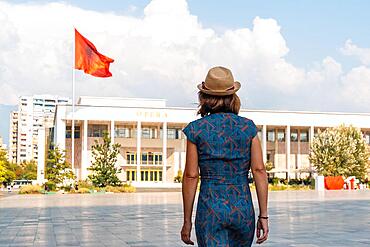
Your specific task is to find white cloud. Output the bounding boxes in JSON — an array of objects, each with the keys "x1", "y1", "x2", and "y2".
[
  {"x1": 341, "y1": 66, "x2": 370, "y2": 106},
  {"x1": 341, "y1": 39, "x2": 370, "y2": 66},
  {"x1": 0, "y1": 0, "x2": 369, "y2": 113}
]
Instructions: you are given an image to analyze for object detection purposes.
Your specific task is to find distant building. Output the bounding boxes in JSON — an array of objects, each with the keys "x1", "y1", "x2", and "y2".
[
  {"x1": 46, "y1": 96, "x2": 370, "y2": 186},
  {"x1": 0, "y1": 136, "x2": 7, "y2": 151},
  {"x1": 8, "y1": 95, "x2": 70, "y2": 164},
  {"x1": 8, "y1": 111, "x2": 18, "y2": 162}
]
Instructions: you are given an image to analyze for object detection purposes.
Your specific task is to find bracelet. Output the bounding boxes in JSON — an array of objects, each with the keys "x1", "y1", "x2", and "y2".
[{"x1": 258, "y1": 216, "x2": 269, "y2": 220}]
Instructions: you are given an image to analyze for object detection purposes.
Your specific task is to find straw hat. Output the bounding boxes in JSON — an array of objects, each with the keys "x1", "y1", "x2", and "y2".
[{"x1": 197, "y1": 66, "x2": 241, "y2": 96}]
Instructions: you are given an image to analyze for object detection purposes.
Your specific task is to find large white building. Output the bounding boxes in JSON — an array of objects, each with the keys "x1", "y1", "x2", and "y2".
[
  {"x1": 9, "y1": 95, "x2": 70, "y2": 164},
  {"x1": 43, "y1": 96, "x2": 370, "y2": 186}
]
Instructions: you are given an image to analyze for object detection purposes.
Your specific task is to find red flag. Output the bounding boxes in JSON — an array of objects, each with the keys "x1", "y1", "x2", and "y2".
[{"x1": 75, "y1": 29, "x2": 114, "y2": 77}]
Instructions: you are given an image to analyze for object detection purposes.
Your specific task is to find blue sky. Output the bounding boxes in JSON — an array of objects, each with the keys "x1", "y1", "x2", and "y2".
[{"x1": 1, "y1": 0, "x2": 370, "y2": 145}]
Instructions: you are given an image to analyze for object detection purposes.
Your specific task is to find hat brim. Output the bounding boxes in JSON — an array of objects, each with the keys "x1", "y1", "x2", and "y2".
[{"x1": 197, "y1": 81, "x2": 241, "y2": 96}]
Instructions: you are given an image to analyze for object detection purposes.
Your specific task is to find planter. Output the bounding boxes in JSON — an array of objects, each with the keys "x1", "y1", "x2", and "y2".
[{"x1": 324, "y1": 176, "x2": 344, "y2": 190}]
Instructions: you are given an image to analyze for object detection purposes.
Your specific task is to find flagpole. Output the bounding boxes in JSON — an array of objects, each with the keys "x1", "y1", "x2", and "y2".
[{"x1": 71, "y1": 27, "x2": 75, "y2": 174}]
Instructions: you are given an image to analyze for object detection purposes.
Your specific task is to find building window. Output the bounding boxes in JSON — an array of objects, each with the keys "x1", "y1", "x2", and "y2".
[
  {"x1": 126, "y1": 170, "x2": 136, "y2": 181},
  {"x1": 138, "y1": 170, "x2": 162, "y2": 182},
  {"x1": 300, "y1": 131, "x2": 309, "y2": 142},
  {"x1": 154, "y1": 153, "x2": 162, "y2": 164},
  {"x1": 257, "y1": 129, "x2": 262, "y2": 141},
  {"x1": 66, "y1": 126, "x2": 80, "y2": 138},
  {"x1": 141, "y1": 128, "x2": 151, "y2": 139},
  {"x1": 364, "y1": 132, "x2": 370, "y2": 144},
  {"x1": 141, "y1": 127, "x2": 157, "y2": 139},
  {"x1": 88, "y1": 124, "x2": 108, "y2": 137},
  {"x1": 141, "y1": 152, "x2": 162, "y2": 165},
  {"x1": 267, "y1": 130, "x2": 275, "y2": 142},
  {"x1": 126, "y1": 152, "x2": 136, "y2": 164},
  {"x1": 161, "y1": 128, "x2": 182, "y2": 139},
  {"x1": 277, "y1": 130, "x2": 285, "y2": 142},
  {"x1": 142, "y1": 153, "x2": 148, "y2": 163},
  {"x1": 115, "y1": 126, "x2": 131, "y2": 138},
  {"x1": 167, "y1": 128, "x2": 177, "y2": 139},
  {"x1": 290, "y1": 130, "x2": 298, "y2": 142}
]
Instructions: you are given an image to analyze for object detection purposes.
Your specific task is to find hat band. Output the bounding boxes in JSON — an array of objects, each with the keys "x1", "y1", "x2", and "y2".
[{"x1": 202, "y1": 82, "x2": 235, "y2": 92}]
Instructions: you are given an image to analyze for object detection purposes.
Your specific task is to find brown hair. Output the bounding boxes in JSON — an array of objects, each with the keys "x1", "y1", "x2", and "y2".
[{"x1": 197, "y1": 91, "x2": 241, "y2": 117}]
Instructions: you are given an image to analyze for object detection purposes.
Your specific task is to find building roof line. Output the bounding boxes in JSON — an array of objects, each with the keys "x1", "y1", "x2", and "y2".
[{"x1": 60, "y1": 104, "x2": 370, "y2": 117}]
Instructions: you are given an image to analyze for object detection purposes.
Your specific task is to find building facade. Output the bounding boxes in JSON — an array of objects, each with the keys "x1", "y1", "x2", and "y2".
[
  {"x1": 8, "y1": 95, "x2": 70, "y2": 164},
  {"x1": 8, "y1": 111, "x2": 18, "y2": 163},
  {"x1": 48, "y1": 96, "x2": 370, "y2": 186}
]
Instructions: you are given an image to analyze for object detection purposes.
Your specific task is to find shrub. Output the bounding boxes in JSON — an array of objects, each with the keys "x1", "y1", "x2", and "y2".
[
  {"x1": 288, "y1": 179, "x2": 301, "y2": 185},
  {"x1": 77, "y1": 180, "x2": 94, "y2": 189},
  {"x1": 60, "y1": 185, "x2": 73, "y2": 192},
  {"x1": 118, "y1": 184, "x2": 136, "y2": 193},
  {"x1": 43, "y1": 181, "x2": 56, "y2": 191},
  {"x1": 106, "y1": 186, "x2": 120, "y2": 193},
  {"x1": 277, "y1": 178, "x2": 288, "y2": 185},
  {"x1": 19, "y1": 185, "x2": 42, "y2": 194},
  {"x1": 269, "y1": 184, "x2": 288, "y2": 191},
  {"x1": 270, "y1": 177, "x2": 280, "y2": 185},
  {"x1": 105, "y1": 184, "x2": 136, "y2": 193},
  {"x1": 76, "y1": 188, "x2": 90, "y2": 194},
  {"x1": 174, "y1": 170, "x2": 183, "y2": 183}
]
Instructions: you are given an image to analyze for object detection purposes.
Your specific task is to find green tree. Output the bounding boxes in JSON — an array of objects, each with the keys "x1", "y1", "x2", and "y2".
[
  {"x1": 46, "y1": 146, "x2": 75, "y2": 188},
  {"x1": 0, "y1": 149, "x2": 16, "y2": 184},
  {"x1": 18, "y1": 160, "x2": 37, "y2": 180},
  {"x1": 309, "y1": 125, "x2": 370, "y2": 180},
  {"x1": 0, "y1": 149, "x2": 7, "y2": 184},
  {"x1": 88, "y1": 132, "x2": 122, "y2": 187}
]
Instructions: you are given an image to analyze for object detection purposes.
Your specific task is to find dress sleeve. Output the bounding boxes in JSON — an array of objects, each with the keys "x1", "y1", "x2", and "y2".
[
  {"x1": 250, "y1": 119, "x2": 258, "y2": 138},
  {"x1": 182, "y1": 122, "x2": 197, "y2": 144}
]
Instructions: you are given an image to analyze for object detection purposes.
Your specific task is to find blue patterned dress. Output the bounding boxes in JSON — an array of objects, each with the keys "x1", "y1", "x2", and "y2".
[{"x1": 183, "y1": 112, "x2": 257, "y2": 247}]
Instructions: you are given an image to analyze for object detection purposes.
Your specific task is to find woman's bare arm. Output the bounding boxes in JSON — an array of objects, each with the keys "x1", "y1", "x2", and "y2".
[
  {"x1": 181, "y1": 140, "x2": 199, "y2": 245},
  {"x1": 250, "y1": 136, "x2": 269, "y2": 244}
]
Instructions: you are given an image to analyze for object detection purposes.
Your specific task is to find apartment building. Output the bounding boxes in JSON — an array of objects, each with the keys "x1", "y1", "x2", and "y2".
[
  {"x1": 9, "y1": 95, "x2": 70, "y2": 164},
  {"x1": 8, "y1": 111, "x2": 18, "y2": 163}
]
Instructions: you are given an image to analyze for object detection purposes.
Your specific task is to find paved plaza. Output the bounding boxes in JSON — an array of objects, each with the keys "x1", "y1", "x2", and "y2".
[{"x1": 0, "y1": 190, "x2": 370, "y2": 247}]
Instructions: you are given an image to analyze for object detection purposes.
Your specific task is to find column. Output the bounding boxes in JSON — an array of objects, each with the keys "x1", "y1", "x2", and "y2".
[
  {"x1": 162, "y1": 121, "x2": 167, "y2": 183},
  {"x1": 262, "y1": 125, "x2": 267, "y2": 163},
  {"x1": 110, "y1": 120, "x2": 115, "y2": 144},
  {"x1": 297, "y1": 130, "x2": 301, "y2": 179},
  {"x1": 136, "y1": 121, "x2": 141, "y2": 182},
  {"x1": 81, "y1": 120, "x2": 88, "y2": 180},
  {"x1": 174, "y1": 152, "x2": 180, "y2": 177},
  {"x1": 180, "y1": 152, "x2": 186, "y2": 171},
  {"x1": 55, "y1": 111, "x2": 66, "y2": 151},
  {"x1": 286, "y1": 125, "x2": 291, "y2": 180},
  {"x1": 309, "y1": 126, "x2": 315, "y2": 175}
]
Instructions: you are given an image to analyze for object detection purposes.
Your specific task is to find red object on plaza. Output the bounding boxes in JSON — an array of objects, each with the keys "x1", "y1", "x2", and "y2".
[
  {"x1": 324, "y1": 176, "x2": 345, "y2": 190},
  {"x1": 350, "y1": 178, "x2": 355, "y2": 190},
  {"x1": 75, "y1": 28, "x2": 114, "y2": 77}
]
